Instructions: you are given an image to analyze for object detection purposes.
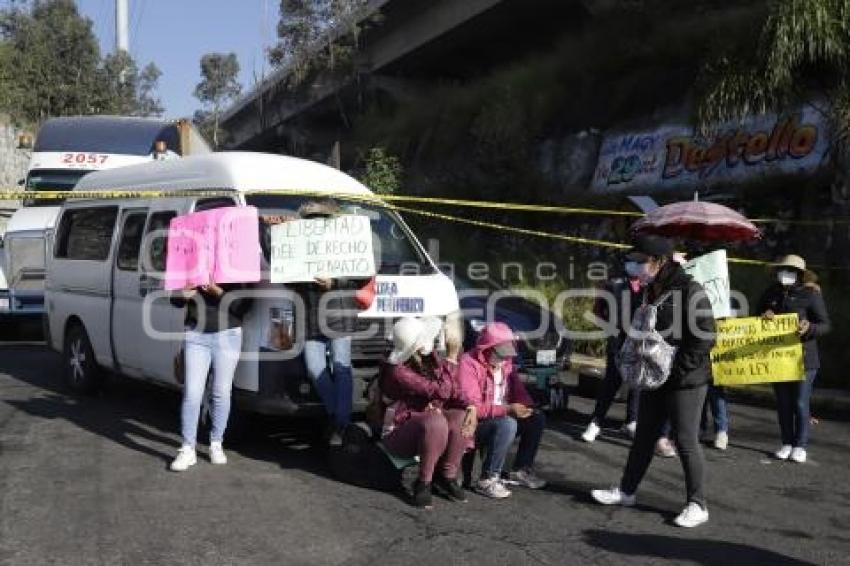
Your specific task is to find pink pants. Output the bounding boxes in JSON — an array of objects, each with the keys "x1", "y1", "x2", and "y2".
[{"x1": 383, "y1": 408, "x2": 467, "y2": 482}]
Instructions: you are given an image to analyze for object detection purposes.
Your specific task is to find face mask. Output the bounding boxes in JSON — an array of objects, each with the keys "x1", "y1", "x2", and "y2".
[
  {"x1": 488, "y1": 350, "x2": 507, "y2": 366},
  {"x1": 634, "y1": 261, "x2": 657, "y2": 285},
  {"x1": 778, "y1": 270, "x2": 797, "y2": 287},
  {"x1": 624, "y1": 261, "x2": 643, "y2": 278}
]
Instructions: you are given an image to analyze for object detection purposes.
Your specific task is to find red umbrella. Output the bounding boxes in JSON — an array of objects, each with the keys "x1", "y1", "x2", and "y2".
[{"x1": 631, "y1": 200, "x2": 760, "y2": 242}]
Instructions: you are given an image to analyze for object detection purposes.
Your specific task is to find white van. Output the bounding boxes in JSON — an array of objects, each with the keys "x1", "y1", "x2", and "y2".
[
  {"x1": 2, "y1": 116, "x2": 210, "y2": 321},
  {"x1": 45, "y1": 152, "x2": 459, "y2": 417}
]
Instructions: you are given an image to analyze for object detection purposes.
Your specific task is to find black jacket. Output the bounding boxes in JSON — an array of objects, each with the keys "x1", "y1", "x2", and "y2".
[
  {"x1": 595, "y1": 277, "x2": 645, "y2": 359},
  {"x1": 170, "y1": 284, "x2": 254, "y2": 334},
  {"x1": 758, "y1": 283, "x2": 831, "y2": 370},
  {"x1": 648, "y1": 263, "x2": 716, "y2": 390}
]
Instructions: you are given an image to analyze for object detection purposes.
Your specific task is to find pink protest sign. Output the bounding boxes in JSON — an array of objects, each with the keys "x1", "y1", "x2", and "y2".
[
  {"x1": 164, "y1": 206, "x2": 261, "y2": 290},
  {"x1": 213, "y1": 206, "x2": 261, "y2": 284}
]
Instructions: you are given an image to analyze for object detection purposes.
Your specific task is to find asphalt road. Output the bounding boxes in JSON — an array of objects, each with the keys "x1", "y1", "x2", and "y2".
[{"x1": 1, "y1": 344, "x2": 848, "y2": 566}]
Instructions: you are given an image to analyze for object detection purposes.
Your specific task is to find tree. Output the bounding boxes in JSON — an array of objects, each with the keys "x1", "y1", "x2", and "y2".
[
  {"x1": 99, "y1": 50, "x2": 140, "y2": 116},
  {"x1": 359, "y1": 146, "x2": 402, "y2": 194},
  {"x1": 137, "y1": 63, "x2": 165, "y2": 117},
  {"x1": 697, "y1": 0, "x2": 850, "y2": 138},
  {"x1": 268, "y1": 0, "x2": 376, "y2": 86},
  {"x1": 0, "y1": 0, "x2": 164, "y2": 123},
  {"x1": 0, "y1": 0, "x2": 103, "y2": 122},
  {"x1": 193, "y1": 52, "x2": 241, "y2": 148}
]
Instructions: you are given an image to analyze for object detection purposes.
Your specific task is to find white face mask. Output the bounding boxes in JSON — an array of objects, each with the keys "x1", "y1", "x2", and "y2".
[
  {"x1": 777, "y1": 270, "x2": 797, "y2": 287},
  {"x1": 633, "y1": 261, "x2": 657, "y2": 285}
]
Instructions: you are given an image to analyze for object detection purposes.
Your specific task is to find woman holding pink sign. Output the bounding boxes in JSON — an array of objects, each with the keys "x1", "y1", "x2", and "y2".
[{"x1": 169, "y1": 282, "x2": 254, "y2": 472}]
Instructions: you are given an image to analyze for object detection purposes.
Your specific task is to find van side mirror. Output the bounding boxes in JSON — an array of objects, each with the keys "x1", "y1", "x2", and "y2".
[{"x1": 17, "y1": 178, "x2": 25, "y2": 186}]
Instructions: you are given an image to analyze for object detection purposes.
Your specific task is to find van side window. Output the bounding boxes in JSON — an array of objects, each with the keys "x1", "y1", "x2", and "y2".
[
  {"x1": 55, "y1": 207, "x2": 119, "y2": 260},
  {"x1": 117, "y1": 212, "x2": 148, "y2": 271},
  {"x1": 143, "y1": 211, "x2": 177, "y2": 274},
  {"x1": 195, "y1": 197, "x2": 236, "y2": 212}
]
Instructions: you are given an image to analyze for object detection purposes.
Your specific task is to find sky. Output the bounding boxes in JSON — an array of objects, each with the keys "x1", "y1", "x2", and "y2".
[{"x1": 75, "y1": 0, "x2": 277, "y2": 119}]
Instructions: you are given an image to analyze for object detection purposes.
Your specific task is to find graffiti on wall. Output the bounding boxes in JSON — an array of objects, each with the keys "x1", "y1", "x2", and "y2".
[{"x1": 591, "y1": 105, "x2": 830, "y2": 192}]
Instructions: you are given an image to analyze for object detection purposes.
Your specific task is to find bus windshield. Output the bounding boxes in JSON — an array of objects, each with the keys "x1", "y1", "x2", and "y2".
[
  {"x1": 24, "y1": 169, "x2": 91, "y2": 206},
  {"x1": 246, "y1": 195, "x2": 435, "y2": 276}
]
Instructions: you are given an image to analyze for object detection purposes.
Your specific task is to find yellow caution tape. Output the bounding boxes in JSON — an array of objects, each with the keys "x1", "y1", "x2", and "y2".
[
  {"x1": 1, "y1": 188, "x2": 849, "y2": 225},
  {"x1": 1, "y1": 188, "x2": 846, "y2": 269}
]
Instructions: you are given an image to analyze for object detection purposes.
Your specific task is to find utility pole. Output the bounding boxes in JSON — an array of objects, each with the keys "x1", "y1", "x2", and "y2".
[{"x1": 115, "y1": 0, "x2": 129, "y2": 53}]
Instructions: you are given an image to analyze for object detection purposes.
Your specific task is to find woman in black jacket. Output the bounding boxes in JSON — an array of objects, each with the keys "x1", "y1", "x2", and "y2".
[
  {"x1": 592, "y1": 235, "x2": 716, "y2": 529},
  {"x1": 759, "y1": 255, "x2": 831, "y2": 464}
]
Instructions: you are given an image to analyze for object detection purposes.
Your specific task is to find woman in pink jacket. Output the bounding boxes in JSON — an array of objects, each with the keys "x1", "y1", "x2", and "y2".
[
  {"x1": 459, "y1": 322, "x2": 547, "y2": 499},
  {"x1": 381, "y1": 317, "x2": 476, "y2": 509}
]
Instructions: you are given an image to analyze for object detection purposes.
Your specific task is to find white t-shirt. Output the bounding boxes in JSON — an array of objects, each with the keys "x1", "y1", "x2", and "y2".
[{"x1": 492, "y1": 364, "x2": 506, "y2": 406}]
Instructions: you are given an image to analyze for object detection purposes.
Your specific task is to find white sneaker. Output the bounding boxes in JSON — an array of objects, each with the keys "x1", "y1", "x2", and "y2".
[
  {"x1": 507, "y1": 468, "x2": 547, "y2": 490},
  {"x1": 713, "y1": 431, "x2": 728, "y2": 450},
  {"x1": 209, "y1": 441, "x2": 227, "y2": 465},
  {"x1": 591, "y1": 486, "x2": 636, "y2": 507},
  {"x1": 582, "y1": 421, "x2": 601, "y2": 443},
  {"x1": 475, "y1": 476, "x2": 512, "y2": 499},
  {"x1": 775, "y1": 444, "x2": 793, "y2": 460},
  {"x1": 674, "y1": 502, "x2": 709, "y2": 528},
  {"x1": 655, "y1": 437, "x2": 677, "y2": 458},
  {"x1": 790, "y1": 447, "x2": 807, "y2": 463},
  {"x1": 622, "y1": 421, "x2": 637, "y2": 439},
  {"x1": 170, "y1": 446, "x2": 197, "y2": 472}
]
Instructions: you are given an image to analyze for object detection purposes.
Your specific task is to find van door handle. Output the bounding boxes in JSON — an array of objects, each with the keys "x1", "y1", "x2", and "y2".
[{"x1": 139, "y1": 274, "x2": 152, "y2": 297}]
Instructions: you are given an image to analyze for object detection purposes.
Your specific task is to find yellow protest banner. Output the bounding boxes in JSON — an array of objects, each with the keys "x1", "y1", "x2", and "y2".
[{"x1": 711, "y1": 314, "x2": 804, "y2": 386}]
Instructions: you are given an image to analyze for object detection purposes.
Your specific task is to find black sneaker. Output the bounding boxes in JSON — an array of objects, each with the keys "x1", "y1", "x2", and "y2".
[
  {"x1": 412, "y1": 480, "x2": 433, "y2": 509},
  {"x1": 434, "y1": 476, "x2": 468, "y2": 503}
]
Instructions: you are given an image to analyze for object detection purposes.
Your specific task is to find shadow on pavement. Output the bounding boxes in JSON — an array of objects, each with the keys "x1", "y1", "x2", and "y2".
[
  {"x1": 0, "y1": 346, "x2": 338, "y2": 477},
  {"x1": 582, "y1": 529, "x2": 817, "y2": 566}
]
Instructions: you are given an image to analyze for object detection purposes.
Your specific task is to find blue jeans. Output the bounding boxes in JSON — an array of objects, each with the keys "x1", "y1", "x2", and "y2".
[
  {"x1": 181, "y1": 328, "x2": 243, "y2": 447},
  {"x1": 774, "y1": 369, "x2": 818, "y2": 448},
  {"x1": 304, "y1": 336, "x2": 352, "y2": 427},
  {"x1": 476, "y1": 411, "x2": 546, "y2": 478},
  {"x1": 701, "y1": 385, "x2": 729, "y2": 434}
]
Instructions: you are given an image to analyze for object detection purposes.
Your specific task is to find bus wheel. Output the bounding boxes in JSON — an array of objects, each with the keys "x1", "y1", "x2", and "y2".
[{"x1": 63, "y1": 324, "x2": 102, "y2": 394}]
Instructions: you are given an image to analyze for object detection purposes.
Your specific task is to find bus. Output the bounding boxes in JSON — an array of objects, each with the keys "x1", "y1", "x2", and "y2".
[{"x1": 0, "y1": 116, "x2": 210, "y2": 323}]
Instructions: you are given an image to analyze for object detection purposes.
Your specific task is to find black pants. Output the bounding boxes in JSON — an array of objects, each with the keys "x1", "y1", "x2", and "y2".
[
  {"x1": 620, "y1": 384, "x2": 708, "y2": 509},
  {"x1": 591, "y1": 352, "x2": 640, "y2": 424}
]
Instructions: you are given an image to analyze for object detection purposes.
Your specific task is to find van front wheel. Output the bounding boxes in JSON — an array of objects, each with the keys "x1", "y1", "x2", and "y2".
[{"x1": 63, "y1": 324, "x2": 102, "y2": 394}]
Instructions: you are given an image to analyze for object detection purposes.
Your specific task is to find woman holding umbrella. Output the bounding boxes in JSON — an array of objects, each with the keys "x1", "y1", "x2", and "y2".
[{"x1": 759, "y1": 255, "x2": 831, "y2": 464}]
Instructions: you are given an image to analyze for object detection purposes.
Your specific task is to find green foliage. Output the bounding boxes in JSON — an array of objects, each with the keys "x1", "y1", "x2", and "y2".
[
  {"x1": 137, "y1": 63, "x2": 164, "y2": 117},
  {"x1": 698, "y1": 0, "x2": 850, "y2": 138},
  {"x1": 358, "y1": 146, "x2": 402, "y2": 194},
  {"x1": 193, "y1": 52, "x2": 241, "y2": 148},
  {"x1": 268, "y1": 0, "x2": 378, "y2": 88},
  {"x1": 513, "y1": 279, "x2": 607, "y2": 358},
  {"x1": 0, "y1": 0, "x2": 164, "y2": 124}
]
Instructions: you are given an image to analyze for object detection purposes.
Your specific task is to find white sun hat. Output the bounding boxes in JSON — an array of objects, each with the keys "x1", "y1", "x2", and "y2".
[{"x1": 387, "y1": 317, "x2": 444, "y2": 365}]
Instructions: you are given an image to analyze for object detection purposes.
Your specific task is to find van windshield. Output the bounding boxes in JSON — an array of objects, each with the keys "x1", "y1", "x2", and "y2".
[
  {"x1": 24, "y1": 169, "x2": 90, "y2": 206},
  {"x1": 246, "y1": 195, "x2": 435, "y2": 276}
]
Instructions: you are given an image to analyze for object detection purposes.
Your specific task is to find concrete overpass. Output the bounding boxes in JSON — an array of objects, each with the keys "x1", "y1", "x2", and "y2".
[{"x1": 219, "y1": 0, "x2": 591, "y2": 158}]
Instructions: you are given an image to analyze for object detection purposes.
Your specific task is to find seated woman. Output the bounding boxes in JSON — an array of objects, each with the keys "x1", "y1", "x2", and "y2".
[
  {"x1": 381, "y1": 317, "x2": 475, "y2": 509},
  {"x1": 459, "y1": 322, "x2": 547, "y2": 498}
]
